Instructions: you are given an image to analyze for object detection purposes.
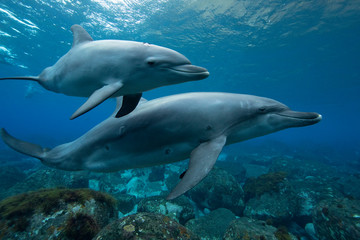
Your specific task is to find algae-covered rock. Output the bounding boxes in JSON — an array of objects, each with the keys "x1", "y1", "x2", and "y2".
[
  {"x1": 291, "y1": 176, "x2": 344, "y2": 225},
  {"x1": 242, "y1": 172, "x2": 299, "y2": 225},
  {"x1": 93, "y1": 212, "x2": 200, "y2": 240},
  {"x1": 112, "y1": 193, "x2": 137, "y2": 214},
  {"x1": 223, "y1": 217, "x2": 298, "y2": 240},
  {"x1": 243, "y1": 186, "x2": 298, "y2": 225},
  {"x1": 185, "y1": 208, "x2": 236, "y2": 240},
  {"x1": 243, "y1": 171, "x2": 288, "y2": 201},
  {"x1": 0, "y1": 166, "x2": 26, "y2": 190},
  {"x1": 1, "y1": 168, "x2": 90, "y2": 200},
  {"x1": 138, "y1": 195, "x2": 195, "y2": 224},
  {"x1": 313, "y1": 198, "x2": 360, "y2": 240},
  {"x1": 0, "y1": 188, "x2": 117, "y2": 240},
  {"x1": 187, "y1": 167, "x2": 245, "y2": 216}
]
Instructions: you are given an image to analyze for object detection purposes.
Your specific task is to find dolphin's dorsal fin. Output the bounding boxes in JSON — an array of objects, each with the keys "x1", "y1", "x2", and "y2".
[
  {"x1": 71, "y1": 24, "x2": 93, "y2": 48},
  {"x1": 166, "y1": 135, "x2": 227, "y2": 200}
]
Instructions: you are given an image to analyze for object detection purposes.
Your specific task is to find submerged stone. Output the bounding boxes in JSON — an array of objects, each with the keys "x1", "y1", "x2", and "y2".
[
  {"x1": 137, "y1": 195, "x2": 195, "y2": 225},
  {"x1": 0, "y1": 188, "x2": 117, "y2": 240},
  {"x1": 243, "y1": 172, "x2": 298, "y2": 225},
  {"x1": 93, "y1": 212, "x2": 200, "y2": 240},
  {"x1": 223, "y1": 217, "x2": 298, "y2": 240},
  {"x1": 185, "y1": 208, "x2": 236, "y2": 239},
  {"x1": 187, "y1": 167, "x2": 245, "y2": 216},
  {"x1": 313, "y1": 198, "x2": 360, "y2": 240}
]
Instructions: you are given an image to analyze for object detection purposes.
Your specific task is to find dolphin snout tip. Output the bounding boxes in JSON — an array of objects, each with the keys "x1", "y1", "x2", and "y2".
[
  {"x1": 168, "y1": 64, "x2": 210, "y2": 80},
  {"x1": 199, "y1": 70, "x2": 210, "y2": 79}
]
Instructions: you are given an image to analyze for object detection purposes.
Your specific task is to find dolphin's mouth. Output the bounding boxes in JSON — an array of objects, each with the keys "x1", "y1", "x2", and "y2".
[
  {"x1": 275, "y1": 110, "x2": 322, "y2": 124},
  {"x1": 167, "y1": 64, "x2": 210, "y2": 80}
]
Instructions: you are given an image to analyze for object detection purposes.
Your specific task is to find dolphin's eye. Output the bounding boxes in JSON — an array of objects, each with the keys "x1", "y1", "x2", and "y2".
[
  {"x1": 259, "y1": 107, "x2": 266, "y2": 112},
  {"x1": 147, "y1": 60, "x2": 155, "y2": 66}
]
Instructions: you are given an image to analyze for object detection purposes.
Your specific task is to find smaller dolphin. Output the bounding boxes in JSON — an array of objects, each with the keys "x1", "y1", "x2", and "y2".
[
  {"x1": 0, "y1": 25, "x2": 209, "y2": 119},
  {"x1": 0, "y1": 92, "x2": 322, "y2": 199}
]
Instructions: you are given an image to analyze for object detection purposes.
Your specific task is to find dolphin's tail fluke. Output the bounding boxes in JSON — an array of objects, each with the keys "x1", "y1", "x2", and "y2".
[
  {"x1": 0, "y1": 128, "x2": 46, "y2": 160},
  {"x1": 0, "y1": 76, "x2": 40, "y2": 82}
]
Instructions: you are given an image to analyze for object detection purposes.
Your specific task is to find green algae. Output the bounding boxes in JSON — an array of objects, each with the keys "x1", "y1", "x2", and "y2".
[
  {"x1": 243, "y1": 172, "x2": 288, "y2": 201},
  {"x1": 0, "y1": 188, "x2": 116, "y2": 233}
]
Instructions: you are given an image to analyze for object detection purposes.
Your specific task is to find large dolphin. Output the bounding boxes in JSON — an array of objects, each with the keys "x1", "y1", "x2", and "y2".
[
  {"x1": 0, "y1": 92, "x2": 321, "y2": 199},
  {"x1": 0, "y1": 25, "x2": 209, "y2": 119}
]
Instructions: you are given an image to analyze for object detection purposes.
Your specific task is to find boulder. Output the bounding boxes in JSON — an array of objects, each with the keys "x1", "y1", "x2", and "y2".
[
  {"x1": 112, "y1": 193, "x2": 137, "y2": 214},
  {"x1": 185, "y1": 208, "x2": 236, "y2": 239},
  {"x1": 223, "y1": 217, "x2": 298, "y2": 240},
  {"x1": 313, "y1": 198, "x2": 360, "y2": 240},
  {"x1": 0, "y1": 188, "x2": 117, "y2": 240},
  {"x1": 187, "y1": 167, "x2": 245, "y2": 216},
  {"x1": 93, "y1": 212, "x2": 200, "y2": 240},
  {"x1": 0, "y1": 168, "x2": 90, "y2": 200},
  {"x1": 138, "y1": 195, "x2": 195, "y2": 224},
  {"x1": 243, "y1": 172, "x2": 298, "y2": 224}
]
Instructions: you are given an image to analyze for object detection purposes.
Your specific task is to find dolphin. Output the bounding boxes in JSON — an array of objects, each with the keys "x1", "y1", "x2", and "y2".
[
  {"x1": 0, "y1": 25, "x2": 209, "y2": 119},
  {"x1": 0, "y1": 92, "x2": 321, "y2": 199}
]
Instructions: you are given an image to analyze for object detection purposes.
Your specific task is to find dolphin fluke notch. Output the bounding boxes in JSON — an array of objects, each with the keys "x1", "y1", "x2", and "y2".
[
  {"x1": 166, "y1": 135, "x2": 227, "y2": 200},
  {"x1": 0, "y1": 128, "x2": 46, "y2": 160},
  {"x1": 0, "y1": 76, "x2": 40, "y2": 82}
]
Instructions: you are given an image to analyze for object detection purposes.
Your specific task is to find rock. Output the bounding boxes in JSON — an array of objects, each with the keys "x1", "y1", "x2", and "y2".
[
  {"x1": 112, "y1": 193, "x2": 137, "y2": 214},
  {"x1": 243, "y1": 172, "x2": 299, "y2": 224},
  {"x1": 148, "y1": 166, "x2": 166, "y2": 182},
  {"x1": 0, "y1": 188, "x2": 117, "y2": 240},
  {"x1": 0, "y1": 166, "x2": 26, "y2": 190},
  {"x1": 126, "y1": 176, "x2": 167, "y2": 198},
  {"x1": 187, "y1": 167, "x2": 245, "y2": 216},
  {"x1": 269, "y1": 156, "x2": 337, "y2": 181},
  {"x1": 243, "y1": 163, "x2": 269, "y2": 178},
  {"x1": 223, "y1": 217, "x2": 298, "y2": 240},
  {"x1": 305, "y1": 223, "x2": 317, "y2": 240},
  {"x1": 185, "y1": 208, "x2": 236, "y2": 239},
  {"x1": 164, "y1": 161, "x2": 188, "y2": 192},
  {"x1": 215, "y1": 161, "x2": 246, "y2": 183},
  {"x1": 292, "y1": 176, "x2": 344, "y2": 226},
  {"x1": 89, "y1": 171, "x2": 129, "y2": 194},
  {"x1": 0, "y1": 168, "x2": 90, "y2": 200},
  {"x1": 243, "y1": 171, "x2": 288, "y2": 201},
  {"x1": 0, "y1": 149, "x2": 40, "y2": 171},
  {"x1": 93, "y1": 212, "x2": 200, "y2": 240},
  {"x1": 336, "y1": 174, "x2": 360, "y2": 199},
  {"x1": 137, "y1": 195, "x2": 195, "y2": 224},
  {"x1": 312, "y1": 198, "x2": 360, "y2": 240}
]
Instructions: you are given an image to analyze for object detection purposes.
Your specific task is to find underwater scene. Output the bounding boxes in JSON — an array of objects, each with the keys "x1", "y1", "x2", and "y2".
[{"x1": 0, "y1": 0, "x2": 359, "y2": 239}]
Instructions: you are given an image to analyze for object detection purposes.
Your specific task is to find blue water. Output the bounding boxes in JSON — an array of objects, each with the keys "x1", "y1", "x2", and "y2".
[{"x1": 0, "y1": 0, "x2": 359, "y2": 163}]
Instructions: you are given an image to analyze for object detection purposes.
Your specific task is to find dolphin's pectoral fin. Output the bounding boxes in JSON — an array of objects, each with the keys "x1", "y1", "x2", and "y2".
[
  {"x1": 115, "y1": 93, "x2": 143, "y2": 118},
  {"x1": 0, "y1": 128, "x2": 46, "y2": 160},
  {"x1": 166, "y1": 135, "x2": 227, "y2": 200},
  {"x1": 71, "y1": 24, "x2": 93, "y2": 48},
  {"x1": 70, "y1": 82, "x2": 124, "y2": 120}
]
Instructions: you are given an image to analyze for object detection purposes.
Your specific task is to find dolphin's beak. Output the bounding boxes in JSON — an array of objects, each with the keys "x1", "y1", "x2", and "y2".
[
  {"x1": 275, "y1": 110, "x2": 322, "y2": 126},
  {"x1": 168, "y1": 64, "x2": 210, "y2": 80}
]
